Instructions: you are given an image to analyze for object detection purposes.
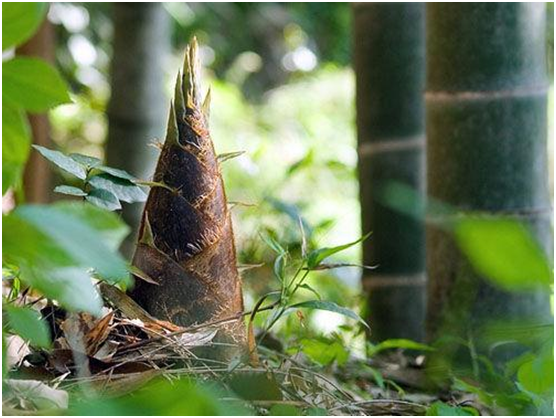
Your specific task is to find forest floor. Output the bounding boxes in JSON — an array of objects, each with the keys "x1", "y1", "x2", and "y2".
[{"x1": 3, "y1": 282, "x2": 486, "y2": 416}]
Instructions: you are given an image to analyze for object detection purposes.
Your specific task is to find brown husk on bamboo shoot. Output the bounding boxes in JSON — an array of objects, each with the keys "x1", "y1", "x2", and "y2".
[{"x1": 129, "y1": 39, "x2": 246, "y2": 359}]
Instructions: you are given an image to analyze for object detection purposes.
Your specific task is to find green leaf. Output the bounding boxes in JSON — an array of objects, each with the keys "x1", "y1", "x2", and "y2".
[
  {"x1": 307, "y1": 232, "x2": 371, "y2": 269},
  {"x1": 454, "y1": 218, "x2": 552, "y2": 291},
  {"x1": 289, "y1": 300, "x2": 370, "y2": 329},
  {"x1": 86, "y1": 188, "x2": 122, "y2": 211},
  {"x1": 2, "y1": 3, "x2": 47, "y2": 50},
  {"x1": 33, "y1": 145, "x2": 87, "y2": 180},
  {"x1": 2, "y1": 104, "x2": 30, "y2": 194},
  {"x1": 370, "y1": 339, "x2": 434, "y2": 356},
  {"x1": 69, "y1": 153, "x2": 101, "y2": 169},
  {"x1": 3, "y1": 213, "x2": 75, "y2": 271},
  {"x1": 3, "y1": 214, "x2": 103, "y2": 314},
  {"x1": 364, "y1": 365, "x2": 385, "y2": 389},
  {"x1": 298, "y1": 283, "x2": 321, "y2": 300},
  {"x1": 307, "y1": 407, "x2": 328, "y2": 416},
  {"x1": 517, "y1": 345, "x2": 554, "y2": 395},
  {"x1": 3, "y1": 57, "x2": 71, "y2": 112},
  {"x1": 94, "y1": 165, "x2": 137, "y2": 181},
  {"x1": 69, "y1": 377, "x2": 250, "y2": 416},
  {"x1": 23, "y1": 266, "x2": 103, "y2": 315},
  {"x1": 229, "y1": 373, "x2": 283, "y2": 401},
  {"x1": 54, "y1": 185, "x2": 87, "y2": 197},
  {"x1": 5, "y1": 304, "x2": 51, "y2": 348},
  {"x1": 273, "y1": 253, "x2": 287, "y2": 283},
  {"x1": 299, "y1": 337, "x2": 348, "y2": 366},
  {"x1": 51, "y1": 201, "x2": 130, "y2": 251},
  {"x1": 261, "y1": 233, "x2": 286, "y2": 255},
  {"x1": 2, "y1": 335, "x2": 7, "y2": 379},
  {"x1": 426, "y1": 401, "x2": 478, "y2": 416},
  {"x1": 88, "y1": 173, "x2": 147, "y2": 203},
  {"x1": 15, "y1": 204, "x2": 129, "y2": 284},
  {"x1": 269, "y1": 405, "x2": 301, "y2": 416}
]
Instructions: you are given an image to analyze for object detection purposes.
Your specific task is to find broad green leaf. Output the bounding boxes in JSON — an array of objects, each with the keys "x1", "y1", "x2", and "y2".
[
  {"x1": 69, "y1": 153, "x2": 101, "y2": 169},
  {"x1": 88, "y1": 173, "x2": 147, "y2": 203},
  {"x1": 3, "y1": 57, "x2": 71, "y2": 112},
  {"x1": 229, "y1": 373, "x2": 282, "y2": 401},
  {"x1": 298, "y1": 338, "x2": 348, "y2": 366},
  {"x1": 370, "y1": 339, "x2": 434, "y2": 356},
  {"x1": 86, "y1": 188, "x2": 122, "y2": 211},
  {"x1": 517, "y1": 345, "x2": 554, "y2": 395},
  {"x1": 426, "y1": 401, "x2": 478, "y2": 416},
  {"x1": 3, "y1": 213, "x2": 75, "y2": 271},
  {"x1": 307, "y1": 232, "x2": 371, "y2": 269},
  {"x1": 51, "y1": 201, "x2": 130, "y2": 251},
  {"x1": 307, "y1": 407, "x2": 328, "y2": 416},
  {"x1": 22, "y1": 266, "x2": 102, "y2": 315},
  {"x1": 2, "y1": 215, "x2": 103, "y2": 313},
  {"x1": 54, "y1": 185, "x2": 87, "y2": 197},
  {"x1": 5, "y1": 304, "x2": 51, "y2": 348},
  {"x1": 269, "y1": 405, "x2": 301, "y2": 416},
  {"x1": 2, "y1": 104, "x2": 30, "y2": 194},
  {"x1": 33, "y1": 145, "x2": 87, "y2": 180},
  {"x1": 15, "y1": 205, "x2": 129, "y2": 284},
  {"x1": 2, "y1": 3, "x2": 47, "y2": 50},
  {"x1": 454, "y1": 218, "x2": 552, "y2": 291},
  {"x1": 70, "y1": 377, "x2": 250, "y2": 416},
  {"x1": 289, "y1": 300, "x2": 369, "y2": 329},
  {"x1": 94, "y1": 165, "x2": 137, "y2": 181}
]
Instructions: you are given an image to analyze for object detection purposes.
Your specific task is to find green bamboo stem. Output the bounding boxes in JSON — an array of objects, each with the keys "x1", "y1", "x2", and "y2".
[
  {"x1": 353, "y1": 3, "x2": 426, "y2": 342},
  {"x1": 426, "y1": 3, "x2": 552, "y2": 347}
]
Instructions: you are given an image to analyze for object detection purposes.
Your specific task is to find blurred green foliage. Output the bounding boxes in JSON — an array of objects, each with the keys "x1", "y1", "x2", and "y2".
[
  {"x1": 2, "y1": 2, "x2": 70, "y2": 194},
  {"x1": 3, "y1": 2, "x2": 555, "y2": 416}
]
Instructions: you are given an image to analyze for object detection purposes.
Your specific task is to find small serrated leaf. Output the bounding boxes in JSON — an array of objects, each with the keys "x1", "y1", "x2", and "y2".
[
  {"x1": 88, "y1": 174, "x2": 147, "y2": 203},
  {"x1": 54, "y1": 185, "x2": 87, "y2": 197},
  {"x1": 69, "y1": 153, "x2": 101, "y2": 169},
  {"x1": 85, "y1": 188, "x2": 122, "y2": 211},
  {"x1": 33, "y1": 145, "x2": 87, "y2": 180},
  {"x1": 94, "y1": 165, "x2": 137, "y2": 181}
]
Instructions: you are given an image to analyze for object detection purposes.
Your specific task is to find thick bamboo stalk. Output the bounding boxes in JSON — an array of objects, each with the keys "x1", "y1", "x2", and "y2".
[
  {"x1": 129, "y1": 40, "x2": 246, "y2": 358},
  {"x1": 426, "y1": 4, "x2": 552, "y2": 345},
  {"x1": 353, "y1": 3, "x2": 426, "y2": 342},
  {"x1": 106, "y1": 3, "x2": 170, "y2": 256}
]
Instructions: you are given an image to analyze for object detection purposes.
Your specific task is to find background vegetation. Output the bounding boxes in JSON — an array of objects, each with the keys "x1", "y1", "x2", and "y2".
[{"x1": 2, "y1": 2, "x2": 554, "y2": 416}]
